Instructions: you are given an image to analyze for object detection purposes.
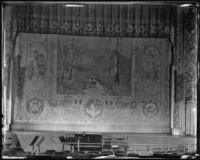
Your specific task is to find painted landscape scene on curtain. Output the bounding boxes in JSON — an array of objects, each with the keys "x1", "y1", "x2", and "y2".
[{"x1": 56, "y1": 36, "x2": 132, "y2": 96}]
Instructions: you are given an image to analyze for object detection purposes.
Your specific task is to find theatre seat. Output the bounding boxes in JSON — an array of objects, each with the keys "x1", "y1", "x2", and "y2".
[{"x1": 127, "y1": 152, "x2": 139, "y2": 157}]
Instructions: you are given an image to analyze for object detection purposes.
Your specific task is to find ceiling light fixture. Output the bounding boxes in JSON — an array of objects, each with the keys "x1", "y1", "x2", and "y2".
[
  {"x1": 180, "y1": 4, "x2": 193, "y2": 7},
  {"x1": 65, "y1": 4, "x2": 85, "y2": 7}
]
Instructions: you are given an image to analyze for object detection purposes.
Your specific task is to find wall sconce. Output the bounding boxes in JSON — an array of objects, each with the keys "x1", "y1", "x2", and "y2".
[
  {"x1": 179, "y1": 3, "x2": 199, "y2": 8},
  {"x1": 180, "y1": 4, "x2": 193, "y2": 7},
  {"x1": 192, "y1": 107, "x2": 196, "y2": 112}
]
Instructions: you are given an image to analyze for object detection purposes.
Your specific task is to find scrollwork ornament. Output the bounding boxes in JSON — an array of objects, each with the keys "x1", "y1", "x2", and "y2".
[
  {"x1": 143, "y1": 103, "x2": 159, "y2": 118},
  {"x1": 26, "y1": 97, "x2": 44, "y2": 117},
  {"x1": 84, "y1": 98, "x2": 104, "y2": 118}
]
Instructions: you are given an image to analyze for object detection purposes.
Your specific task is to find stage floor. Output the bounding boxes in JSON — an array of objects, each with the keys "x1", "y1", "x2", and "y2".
[{"x1": 16, "y1": 132, "x2": 197, "y2": 154}]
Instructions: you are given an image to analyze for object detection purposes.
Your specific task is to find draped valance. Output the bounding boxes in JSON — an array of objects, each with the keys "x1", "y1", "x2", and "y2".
[{"x1": 13, "y1": 4, "x2": 176, "y2": 37}]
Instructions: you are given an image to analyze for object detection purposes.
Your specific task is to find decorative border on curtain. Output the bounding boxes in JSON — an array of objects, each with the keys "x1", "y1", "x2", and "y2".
[{"x1": 173, "y1": 7, "x2": 182, "y2": 130}]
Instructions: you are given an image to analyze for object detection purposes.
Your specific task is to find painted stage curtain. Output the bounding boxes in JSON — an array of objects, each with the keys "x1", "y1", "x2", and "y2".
[
  {"x1": 3, "y1": 3, "x2": 176, "y2": 133},
  {"x1": 12, "y1": 33, "x2": 171, "y2": 133},
  {"x1": 14, "y1": 4, "x2": 176, "y2": 38}
]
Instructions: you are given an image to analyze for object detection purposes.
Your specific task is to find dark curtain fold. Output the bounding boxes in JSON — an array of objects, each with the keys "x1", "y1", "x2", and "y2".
[{"x1": 15, "y1": 4, "x2": 176, "y2": 38}]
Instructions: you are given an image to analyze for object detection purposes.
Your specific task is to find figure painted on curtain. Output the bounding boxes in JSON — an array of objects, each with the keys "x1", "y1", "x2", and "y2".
[
  {"x1": 26, "y1": 61, "x2": 34, "y2": 80},
  {"x1": 36, "y1": 51, "x2": 46, "y2": 76},
  {"x1": 33, "y1": 50, "x2": 40, "y2": 79},
  {"x1": 108, "y1": 49, "x2": 120, "y2": 84},
  {"x1": 62, "y1": 40, "x2": 75, "y2": 80},
  {"x1": 114, "y1": 50, "x2": 120, "y2": 84},
  {"x1": 67, "y1": 47, "x2": 74, "y2": 80},
  {"x1": 26, "y1": 49, "x2": 46, "y2": 80},
  {"x1": 32, "y1": 50, "x2": 46, "y2": 79}
]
